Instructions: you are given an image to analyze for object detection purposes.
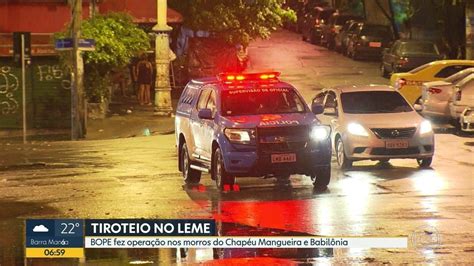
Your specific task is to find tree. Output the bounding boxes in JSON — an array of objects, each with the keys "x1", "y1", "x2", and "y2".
[
  {"x1": 170, "y1": 0, "x2": 296, "y2": 46},
  {"x1": 57, "y1": 13, "x2": 150, "y2": 102}
]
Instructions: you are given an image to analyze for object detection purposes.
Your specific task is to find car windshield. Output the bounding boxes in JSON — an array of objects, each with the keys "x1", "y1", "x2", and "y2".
[
  {"x1": 361, "y1": 25, "x2": 391, "y2": 37},
  {"x1": 336, "y1": 15, "x2": 358, "y2": 25},
  {"x1": 319, "y1": 10, "x2": 334, "y2": 21},
  {"x1": 400, "y1": 42, "x2": 439, "y2": 55},
  {"x1": 221, "y1": 87, "x2": 306, "y2": 116},
  {"x1": 341, "y1": 91, "x2": 413, "y2": 114}
]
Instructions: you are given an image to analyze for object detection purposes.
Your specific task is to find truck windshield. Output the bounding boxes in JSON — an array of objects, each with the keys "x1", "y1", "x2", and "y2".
[
  {"x1": 341, "y1": 91, "x2": 413, "y2": 114},
  {"x1": 221, "y1": 87, "x2": 306, "y2": 116}
]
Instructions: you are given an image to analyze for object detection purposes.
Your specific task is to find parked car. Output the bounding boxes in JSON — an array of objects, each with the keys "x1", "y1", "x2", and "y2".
[
  {"x1": 301, "y1": 6, "x2": 335, "y2": 44},
  {"x1": 381, "y1": 40, "x2": 443, "y2": 77},
  {"x1": 175, "y1": 72, "x2": 332, "y2": 190},
  {"x1": 334, "y1": 19, "x2": 363, "y2": 53},
  {"x1": 459, "y1": 107, "x2": 474, "y2": 132},
  {"x1": 421, "y1": 68, "x2": 474, "y2": 120},
  {"x1": 391, "y1": 60, "x2": 474, "y2": 105},
  {"x1": 321, "y1": 13, "x2": 362, "y2": 50},
  {"x1": 449, "y1": 73, "x2": 474, "y2": 121},
  {"x1": 313, "y1": 85, "x2": 434, "y2": 169},
  {"x1": 346, "y1": 24, "x2": 394, "y2": 60}
]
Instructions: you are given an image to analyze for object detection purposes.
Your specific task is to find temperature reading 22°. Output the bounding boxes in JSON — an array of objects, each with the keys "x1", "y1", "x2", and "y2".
[{"x1": 60, "y1": 222, "x2": 80, "y2": 235}]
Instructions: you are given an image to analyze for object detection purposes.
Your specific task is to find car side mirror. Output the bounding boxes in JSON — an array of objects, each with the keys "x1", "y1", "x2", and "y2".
[
  {"x1": 324, "y1": 107, "x2": 338, "y2": 116},
  {"x1": 198, "y1": 108, "x2": 213, "y2": 119},
  {"x1": 311, "y1": 103, "x2": 324, "y2": 115},
  {"x1": 413, "y1": 104, "x2": 423, "y2": 112}
]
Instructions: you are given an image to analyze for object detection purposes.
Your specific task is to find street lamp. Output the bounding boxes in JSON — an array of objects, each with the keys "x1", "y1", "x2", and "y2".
[{"x1": 153, "y1": 0, "x2": 174, "y2": 116}]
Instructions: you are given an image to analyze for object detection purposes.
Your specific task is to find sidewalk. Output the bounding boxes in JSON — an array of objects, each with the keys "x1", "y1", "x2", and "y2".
[{"x1": 86, "y1": 96, "x2": 176, "y2": 140}]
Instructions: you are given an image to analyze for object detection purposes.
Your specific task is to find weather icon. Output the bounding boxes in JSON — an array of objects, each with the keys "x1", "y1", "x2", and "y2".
[{"x1": 32, "y1": 225, "x2": 49, "y2": 233}]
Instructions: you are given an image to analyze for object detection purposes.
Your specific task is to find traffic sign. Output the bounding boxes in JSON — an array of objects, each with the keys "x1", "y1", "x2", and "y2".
[{"x1": 55, "y1": 38, "x2": 96, "y2": 51}]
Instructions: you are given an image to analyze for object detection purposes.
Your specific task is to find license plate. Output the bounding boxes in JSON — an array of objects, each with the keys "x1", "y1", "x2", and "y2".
[
  {"x1": 385, "y1": 140, "x2": 409, "y2": 149},
  {"x1": 369, "y1": 42, "x2": 382, "y2": 47},
  {"x1": 271, "y1": 153, "x2": 296, "y2": 163}
]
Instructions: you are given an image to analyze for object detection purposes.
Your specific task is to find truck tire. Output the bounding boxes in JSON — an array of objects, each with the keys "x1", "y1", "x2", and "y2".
[
  {"x1": 312, "y1": 165, "x2": 331, "y2": 188},
  {"x1": 181, "y1": 144, "x2": 201, "y2": 184},
  {"x1": 213, "y1": 147, "x2": 235, "y2": 191}
]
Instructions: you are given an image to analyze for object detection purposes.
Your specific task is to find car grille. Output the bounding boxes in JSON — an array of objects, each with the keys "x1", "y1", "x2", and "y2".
[
  {"x1": 371, "y1": 147, "x2": 420, "y2": 156},
  {"x1": 257, "y1": 126, "x2": 309, "y2": 153},
  {"x1": 371, "y1": 127, "x2": 416, "y2": 139}
]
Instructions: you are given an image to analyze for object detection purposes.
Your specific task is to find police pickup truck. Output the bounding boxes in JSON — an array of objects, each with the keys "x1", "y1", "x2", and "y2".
[{"x1": 175, "y1": 72, "x2": 332, "y2": 190}]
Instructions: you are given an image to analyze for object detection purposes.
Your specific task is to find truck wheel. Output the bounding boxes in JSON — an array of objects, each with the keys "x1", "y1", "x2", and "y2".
[
  {"x1": 213, "y1": 147, "x2": 235, "y2": 190},
  {"x1": 181, "y1": 144, "x2": 201, "y2": 184},
  {"x1": 417, "y1": 157, "x2": 432, "y2": 168},
  {"x1": 312, "y1": 165, "x2": 331, "y2": 188},
  {"x1": 336, "y1": 137, "x2": 352, "y2": 169}
]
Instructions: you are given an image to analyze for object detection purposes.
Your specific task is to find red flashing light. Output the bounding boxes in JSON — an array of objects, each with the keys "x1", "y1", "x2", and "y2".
[{"x1": 219, "y1": 72, "x2": 280, "y2": 82}]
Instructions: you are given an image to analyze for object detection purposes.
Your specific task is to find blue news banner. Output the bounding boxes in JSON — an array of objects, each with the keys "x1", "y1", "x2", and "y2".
[{"x1": 26, "y1": 219, "x2": 216, "y2": 256}]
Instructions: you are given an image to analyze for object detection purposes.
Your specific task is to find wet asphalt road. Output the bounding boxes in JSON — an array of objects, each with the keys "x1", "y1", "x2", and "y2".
[{"x1": 1, "y1": 30, "x2": 473, "y2": 265}]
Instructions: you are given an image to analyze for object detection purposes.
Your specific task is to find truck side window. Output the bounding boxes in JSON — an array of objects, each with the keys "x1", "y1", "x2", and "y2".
[
  {"x1": 206, "y1": 90, "x2": 217, "y2": 115},
  {"x1": 197, "y1": 89, "x2": 211, "y2": 110}
]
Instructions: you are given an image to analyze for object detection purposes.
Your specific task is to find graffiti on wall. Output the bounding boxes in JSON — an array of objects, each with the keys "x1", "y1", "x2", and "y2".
[
  {"x1": 36, "y1": 64, "x2": 72, "y2": 90},
  {"x1": 0, "y1": 66, "x2": 20, "y2": 115}
]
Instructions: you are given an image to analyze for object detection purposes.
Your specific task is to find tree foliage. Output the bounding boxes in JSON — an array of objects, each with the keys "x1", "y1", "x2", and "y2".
[
  {"x1": 56, "y1": 13, "x2": 150, "y2": 102},
  {"x1": 170, "y1": 0, "x2": 296, "y2": 46}
]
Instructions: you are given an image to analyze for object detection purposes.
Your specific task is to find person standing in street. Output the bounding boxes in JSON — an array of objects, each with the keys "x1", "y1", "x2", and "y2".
[{"x1": 135, "y1": 53, "x2": 153, "y2": 105}]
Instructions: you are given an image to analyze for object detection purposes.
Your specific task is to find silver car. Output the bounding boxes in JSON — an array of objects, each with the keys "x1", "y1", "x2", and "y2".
[
  {"x1": 421, "y1": 67, "x2": 474, "y2": 119},
  {"x1": 312, "y1": 85, "x2": 434, "y2": 169},
  {"x1": 449, "y1": 74, "x2": 474, "y2": 120}
]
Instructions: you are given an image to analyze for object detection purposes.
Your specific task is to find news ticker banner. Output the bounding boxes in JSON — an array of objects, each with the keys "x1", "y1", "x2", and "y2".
[{"x1": 26, "y1": 219, "x2": 407, "y2": 258}]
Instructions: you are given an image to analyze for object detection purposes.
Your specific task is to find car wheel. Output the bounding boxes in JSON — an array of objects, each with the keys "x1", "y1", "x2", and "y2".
[
  {"x1": 379, "y1": 159, "x2": 390, "y2": 163},
  {"x1": 336, "y1": 137, "x2": 352, "y2": 169},
  {"x1": 181, "y1": 144, "x2": 201, "y2": 184},
  {"x1": 312, "y1": 165, "x2": 331, "y2": 189},
  {"x1": 417, "y1": 157, "x2": 432, "y2": 168},
  {"x1": 213, "y1": 147, "x2": 235, "y2": 190},
  {"x1": 380, "y1": 63, "x2": 389, "y2": 78},
  {"x1": 302, "y1": 35, "x2": 307, "y2": 42},
  {"x1": 351, "y1": 51, "x2": 359, "y2": 60}
]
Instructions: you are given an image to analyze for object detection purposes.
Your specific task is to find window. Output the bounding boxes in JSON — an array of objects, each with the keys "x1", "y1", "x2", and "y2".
[
  {"x1": 313, "y1": 92, "x2": 326, "y2": 105},
  {"x1": 324, "y1": 92, "x2": 337, "y2": 108},
  {"x1": 197, "y1": 89, "x2": 211, "y2": 110},
  {"x1": 206, "y1": 90, "x2": 217, "y2": 115},
  {"x1": 341, "y1": 91, "x2": 412, "y2": 114},
  {"x1": 435, "y1": 65, "x2": 472, "y2": 78}
]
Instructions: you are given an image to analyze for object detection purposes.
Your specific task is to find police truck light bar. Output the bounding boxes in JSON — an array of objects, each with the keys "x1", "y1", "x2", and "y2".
[{"x1": 218, "y1": 72, "x2": 280, "y2": 82}]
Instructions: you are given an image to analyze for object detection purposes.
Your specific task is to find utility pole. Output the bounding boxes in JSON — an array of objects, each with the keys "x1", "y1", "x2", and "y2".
[
  {"x1": 70, "y1": 0, "x2": 85, "y2": 139},
  {"x1": 153, "y1": 0, "x2": 174, "y2": 116}
]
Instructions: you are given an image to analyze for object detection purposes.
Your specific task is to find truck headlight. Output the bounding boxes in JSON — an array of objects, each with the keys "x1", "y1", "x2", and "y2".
[
  {"x1": 419, "y1": 120, "x2": 433, "y2": 135},
  {"x1": 224, "y1": 128, "x2": 255, "y2": 144},
  {"x1": 347, "y1": 123, "x2": 368, "y2": 137},
  {"x1": 310, "y1": 125, "x2": 331, "y2": 141}
]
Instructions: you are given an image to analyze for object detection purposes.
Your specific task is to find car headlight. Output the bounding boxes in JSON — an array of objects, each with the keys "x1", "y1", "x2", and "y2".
[
  {"x1": 419, "y1": 120, "x2": 433, "y2": 135},
  {"x1": 347, "y1": 123, "x2": 369, "y2": 137},
  {"x1": 224, "y1": 128, "x2": 255, "y2": 144},
  {"x1": 310, "y1": 125, "x2": 331, "y2": 141}
]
